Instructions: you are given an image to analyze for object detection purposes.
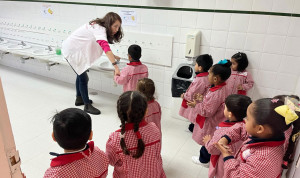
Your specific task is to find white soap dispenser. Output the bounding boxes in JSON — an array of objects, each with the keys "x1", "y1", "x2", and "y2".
[{"x1": 185, "y1": 30, "x2": 201, "y2": 59}]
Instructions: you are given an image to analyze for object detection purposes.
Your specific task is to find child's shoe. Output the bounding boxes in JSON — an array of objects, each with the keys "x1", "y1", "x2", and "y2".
[
  {"x1": 84, "y1": 103, "x2": 101, "y2": 115},
  {"x1": 192, "y1": 156, "x2": 209, "y2": 168},
  {"x1": 75, "y1": 96, "x2": 93, "y2": 106}
]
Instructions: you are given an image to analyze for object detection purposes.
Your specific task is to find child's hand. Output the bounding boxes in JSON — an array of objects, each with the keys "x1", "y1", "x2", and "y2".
[
  {"x1": 237, "y1": 85, "x2": 243, "y2": 90},
  {"x1": 203, "y1": 135, "x2": 212, "y2": 144},
  {"x1": 214, "y1": 142, "x2": 233, "y2": 158},
  {"x1": 218, "y1": 137, "x2": 229, "y2": 146},
  {"x1": 194, "y1": 93, "x2": 203, "y2": 102},
  {"x1": 114, "y1": 67, "x2": 120, "y2": 76},
  {"x1": 187, "y1": 100, "x2": 197, "y2": 108},
  {"x1": 181, "y1": 93, "x2": 185, "y2": 99}
]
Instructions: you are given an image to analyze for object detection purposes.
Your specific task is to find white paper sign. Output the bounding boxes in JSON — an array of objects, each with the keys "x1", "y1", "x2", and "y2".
[
  {"x1": 119, "y1": 10, "x2": 137, "y2": 26},
  {"x1": 41, "y1": 4, "x2": 54, "y2": 18}
]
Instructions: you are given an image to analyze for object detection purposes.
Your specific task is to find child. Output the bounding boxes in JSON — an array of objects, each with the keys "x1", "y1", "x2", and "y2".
[
  {"x1": 44, "y1": 108, "x2": 109, "y2": 178},
  {"x1": 273, "y1": 95, "x2": 300, "y2": 169},
  {"x1": 203, "y1": 94, "x2": 252, "y2": 177},
  {"x1": 188, "y1": 59, "x2": 232, "y2": 166},
  {"x1": 179, "y1": 54, "x2": 213, "y2": 132},
  {"x1": 226, "y1": 52, "x2": 254, "y2": 95},
  {"x1": 106, "y1": 91, "x2": 166, "y2": 178},
  {"x1": 137, "y1": 78, "x2": 162, "y2": 131},
  {"x1": 215, "y1": 97, "x2": 300, "y2": 177},
  {"x1": 114, "y1": 44, "x2": 148, "y2": 92}
]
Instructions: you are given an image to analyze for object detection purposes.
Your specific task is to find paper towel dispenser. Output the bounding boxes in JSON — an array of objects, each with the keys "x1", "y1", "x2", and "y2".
[{"x1": 185, "y1": 30, "x2": 201, "y2": 58}]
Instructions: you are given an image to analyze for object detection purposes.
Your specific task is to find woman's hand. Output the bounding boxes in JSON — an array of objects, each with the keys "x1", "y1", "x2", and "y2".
[
  {"x1": 203, "y1": 135, "x2": 212, "y2": 144},
  {"x1": 114, "y1": 55, "x2": 121, "y2": 61},
  {"x1": 187, "y1": 100, "x2": 197, "y2": 108},
  {"x1": 214, "y1": 142, "x2": 233, "y2": 158}
]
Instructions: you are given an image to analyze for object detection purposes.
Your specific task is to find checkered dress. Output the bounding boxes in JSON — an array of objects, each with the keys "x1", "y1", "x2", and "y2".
[
  {"x1": 226, "y1": 70, "x2": 254, "y2": 95},
  {"x1": 179, "y1": 72, "x2": 210, "y2": 123},
  {"x1": 192, "y1": 82, "x2": 228, "y2": 145},
  {"x1": 106, "y1": 121, "x2": 166, "y2": 178},
  {"x1": 44, "y1": 141, "x2": 109, "y2": 178},
  {"x1": 145, "y1": 100, "x2": 162, "y2": 131},
  {"x1": 205, "y1": 121, "x2": 244, "y2": 178}
]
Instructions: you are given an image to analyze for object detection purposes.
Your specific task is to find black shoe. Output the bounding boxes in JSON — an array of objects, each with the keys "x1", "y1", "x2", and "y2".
[
  {"x1": 188, "y1": 123, "x2": 194, "y2": 133},
  {"x1": 84, "y1": 103, "x2": 101, "y2": 115},
  {"x1": 75, "y1": 96, "x2": 93, "y2": 106}
]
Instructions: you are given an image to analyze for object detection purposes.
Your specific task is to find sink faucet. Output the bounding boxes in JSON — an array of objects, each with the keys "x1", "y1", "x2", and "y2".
[
  {"x1": 19, "y1": 41, "x2": 26, "y2": 46},
  {"x1": 46, "y1": 46, "x2": 53, "y2": 51}
]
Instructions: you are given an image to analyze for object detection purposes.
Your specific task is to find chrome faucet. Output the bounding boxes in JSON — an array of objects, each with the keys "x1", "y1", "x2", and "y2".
[
  {"x1": 46, "y1": 46, "x2": 53, "y2": 51},
  {"x1": 19, "y1": 41, "x2": 26, "y2": 46}
]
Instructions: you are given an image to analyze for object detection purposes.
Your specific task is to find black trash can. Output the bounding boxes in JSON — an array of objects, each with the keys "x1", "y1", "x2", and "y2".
[{"x1": 171, "y1": 63, "x2": 195, "y2": 97}]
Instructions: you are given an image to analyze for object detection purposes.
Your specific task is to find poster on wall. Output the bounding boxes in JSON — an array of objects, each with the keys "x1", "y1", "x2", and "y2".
[
  {"x1": 119, "y1": 10, "x2": 137, "y2": 26},
  {"x1": 41, "y1": 4, "x2": 55, "y2": 18}
]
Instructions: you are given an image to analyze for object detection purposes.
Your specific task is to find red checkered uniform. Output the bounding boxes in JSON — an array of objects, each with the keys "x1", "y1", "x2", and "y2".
[
  {"x1": 179, "y1": 72, "x2": 210, "y2": 123},
  {"x1": 106, "y1": 121, "x2": 166, "y2": 178},
  {"x1": 44, "y1": 141, "x2": 108, "y2": 178},
  {"x1": 145, "y1": 99, "x2": 162, "y2": 131},
  {"x1": 192, "y1": 82, "x2": 228, "y2": 145},
  {"x1": 226, "y1": 70, "x2": 254, "y2": 95}
]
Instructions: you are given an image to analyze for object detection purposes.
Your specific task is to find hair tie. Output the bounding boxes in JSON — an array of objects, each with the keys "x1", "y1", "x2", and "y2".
[
  {"x1": 271, "y1": 99, "x2": 279, "y2": 103},
  {"x1": 217, "y1": 59, "x2": 228, "y2": 65},
  {"x1": 274, "y1": 97, "x2": 300, "y2": 125},
  {"x1": 135, "y1": 131, "x2": 141, "y2": 139},
  {"x1": 120, "y1": 133, "x2": 125, "y2": 139}
]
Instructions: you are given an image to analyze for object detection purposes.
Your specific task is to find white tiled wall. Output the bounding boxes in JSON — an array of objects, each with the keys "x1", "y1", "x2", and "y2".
[{"x1": 0, "y1": 0, "x2": 300, "y2": 109}]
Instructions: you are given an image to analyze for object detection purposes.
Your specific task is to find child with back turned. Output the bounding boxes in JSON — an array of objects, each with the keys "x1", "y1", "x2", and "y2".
[
  {"x1": 114, "y1": 44, "x2": 148, "y2": 92},
  {"x1": 137, "y1": 78, "x2": 162, "y2": 131},
  {"x1": 226, "y1": 52, "x2": 254, "y2": 95},
  {"x1": 179, "y1": 54, "x2": 213, "y2": 132},
  {"x1": 44, "y1": 108, "x2": 108, "y2": 178},
  {"x1": 188, "y1": 59, "x2": 232, "y2": 167},
  {"x1": 203, "y1": 94, "x2": 252, "y2": 177},
  {"x1": 216, "y1": 97, "x2": 300, "y2": 177},
  {"x1": 106, "y1": 91, "x2": 166, "y2": 178}
]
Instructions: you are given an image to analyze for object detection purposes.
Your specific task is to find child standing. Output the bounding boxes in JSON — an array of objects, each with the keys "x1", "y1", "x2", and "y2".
[
  {"x1": 203, "y1": 94, "x2": 252, "y2": 177},
  {"x1": 106, "y1": 91, "x2": 166, "y2": 178},
  {"x1": 179, "y1": 54, "x2": 213, "y2": 132},
  {"x1": 216, "y1": 98, "x2": 299, "y2": 177},
  {"x1": 137, "y1": 78, "x2": 162, "y2": 131},
  {"x1": 44, "y1": 108, "x2": 108, "y2": 178},
  {"x1": 114, "y1": 45, "x2": 148, "y2": 92},
  {"x1": 226, "y1": 52, "x2": 254, "y2": 95},
  {"x1": 187, "y1": 59, "x2": 232, "y2": 167}
]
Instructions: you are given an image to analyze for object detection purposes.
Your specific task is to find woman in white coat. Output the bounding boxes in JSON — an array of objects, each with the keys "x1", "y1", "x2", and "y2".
[{"x1": 62, "y1": 12, "x2": 123, "y2": 115}]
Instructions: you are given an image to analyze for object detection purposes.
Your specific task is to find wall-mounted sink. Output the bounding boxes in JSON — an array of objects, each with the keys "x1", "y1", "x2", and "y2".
[
  {"x1": 32, "y1": 49, "x2": 55, "y2": 56},
  {"x1": 99, "y1": 59, "x2": 127, "y2": 71},
  {"x1": 7, "y1": 44, "x2": 31, "y2": 50}
]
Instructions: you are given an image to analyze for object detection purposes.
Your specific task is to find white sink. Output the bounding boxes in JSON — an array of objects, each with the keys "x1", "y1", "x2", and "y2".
[
  {"x1": 32, "y1": 49, "x2": 55, "y2": 56},
  {"x1": 99, "y1": 60, "x2": 127, "y2": 71},
  {"x1": 0, "y1": 39, "x2": 8, "y2": 45},
  {"x1": 7, "y1": 44, "x2": 31, "y2": 50}
]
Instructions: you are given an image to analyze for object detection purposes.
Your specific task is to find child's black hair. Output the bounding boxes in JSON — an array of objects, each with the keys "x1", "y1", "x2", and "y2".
[
  {"x1": 232, "y1": 52, "x2": 248, "y2": 72},
  {"x1": 117, "y1": 91, "x2": 147, "y2": 158},
  {"x1": 211, "y1": 60, "x2": 232, "y2": 81},
  {"x1": 196, "y1": 54, "x2": 213, "y2": 72},
  {"x1": 128, "y1": 44, "x2": 142, "y2": 61},
  {"x1": 51, "y1": 108, "x2": 91, "y2": 150},
  {"x1": 225, "y1": 94, "x2": 252, "y2": 121},
  {"x1": 253, "y1": 98, "x2": 294, "y2": 138},
  {"x1": 137, "y1": 78, "x2": 155, "y2": 102}
]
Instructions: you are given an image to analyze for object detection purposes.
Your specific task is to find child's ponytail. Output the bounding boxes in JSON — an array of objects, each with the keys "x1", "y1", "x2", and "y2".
[{"x1": 133, "y1": 122, "x2": 145, "y2": 158}]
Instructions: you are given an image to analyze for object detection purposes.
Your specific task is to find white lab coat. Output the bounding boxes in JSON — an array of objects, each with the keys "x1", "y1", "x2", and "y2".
[{"x1": 62, "y1": 23, "x2": 107, "y2": 75}]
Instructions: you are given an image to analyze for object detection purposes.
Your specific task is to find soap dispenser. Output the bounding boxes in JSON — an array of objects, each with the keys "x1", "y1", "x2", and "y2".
[{"x1": 185, "y1": 30, "x2": 201, "y2": 59}]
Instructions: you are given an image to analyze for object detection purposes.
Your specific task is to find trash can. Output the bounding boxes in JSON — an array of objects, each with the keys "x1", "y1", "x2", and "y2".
[{"x1": 171, "y1": 63, "x2": 195, "y2": 97}]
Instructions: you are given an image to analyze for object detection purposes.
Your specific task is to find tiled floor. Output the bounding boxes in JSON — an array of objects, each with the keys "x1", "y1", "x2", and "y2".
[{"x1": 0, "y1": 65, "x2": 208, "y2": 178}]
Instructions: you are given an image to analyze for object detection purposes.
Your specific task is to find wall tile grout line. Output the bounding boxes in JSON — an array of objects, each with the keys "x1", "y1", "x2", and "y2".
[{"x1": 1, "y1": 0, "x2": 299, "y2": 17}]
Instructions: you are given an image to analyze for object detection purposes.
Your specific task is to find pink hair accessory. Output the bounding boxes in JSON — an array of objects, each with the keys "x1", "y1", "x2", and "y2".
[
  {"x1": 135, "y1": 131, "x2": 141, "y2": 139},
  {"x1": 271, "y1": 99, "x2": 279, "y2": 103}
]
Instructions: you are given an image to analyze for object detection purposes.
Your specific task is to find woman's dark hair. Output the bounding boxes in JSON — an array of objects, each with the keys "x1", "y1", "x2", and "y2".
[
  {"x1": 211, "y1": 60, "x2": 232, "y2": 81},
  {"x1": 117, "y1": 91, "x2": 147, "y2": 158},
  {"x1": 196, "y1": 54, "x2": 213, "y2": 72},
  {"x1": 90, "y1": 12, "x2": 123, "y2": 44},
  {"x1": 137, "y1": 78, "x2": 155, "y2": 102},
  {"x1": 225, "y1": 94, "x2": 252, "y2": 121},
  {"x1": 232, "y1": 52, "x2": 248, "y2": 72},
  {"x1": 128, "y1": 44, "x2": 142, "y2": 61},
  {"x1": 253, "y1": 98, "x2": 293, "y2": 138},
  {"x1": 51, "y1": 108, "x2": 91, "y2": 150}
]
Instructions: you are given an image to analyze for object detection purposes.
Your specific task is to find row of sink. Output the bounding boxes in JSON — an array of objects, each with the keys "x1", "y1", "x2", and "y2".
[{"x1": 0, "y1": 38, "x2": 128, "y2": 71}]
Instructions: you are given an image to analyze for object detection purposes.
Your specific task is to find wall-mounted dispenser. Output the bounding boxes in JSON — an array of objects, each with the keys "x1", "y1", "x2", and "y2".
[{"x1": 185, "y1": 30, "x2": 201, "y2": 59}]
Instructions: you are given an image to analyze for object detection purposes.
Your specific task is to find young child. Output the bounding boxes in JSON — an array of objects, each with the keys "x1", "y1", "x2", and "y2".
[
  {"x1": 106, "y1": 91, "x2": 166, "y2": 178},
  {"x1": 137, "y1": 78, "x2": 162, "y2": 131},
  {"x1": 215, "y1": 97, "x2": 300, "y2": 177},
  {"x1": 179, "y1": 54, "x2": 213, "y2": 132},
  {"x1": 273, "y1": 95, "x2": 300, "y2": 169},
  {"x1": 114, "y1": 44, "x2": 148, "y2": 92},
  {"x1": 44, "y1": 108, "x2": 109, "y2": 178},
  {"x1": 226, "y1": 52, "x2": 254, "y2": 95},
  {"x1": 188, "y1": 59, "x2": 232, "y2": 166},
  {"x1": 203, "y1": 94, "x2": 252, "y2": 177}
]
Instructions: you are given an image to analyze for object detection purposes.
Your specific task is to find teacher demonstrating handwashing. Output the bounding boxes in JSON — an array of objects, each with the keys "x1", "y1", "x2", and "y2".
[{"x1": 62, "y1": 12, "x2": 123, "y2": 115}]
